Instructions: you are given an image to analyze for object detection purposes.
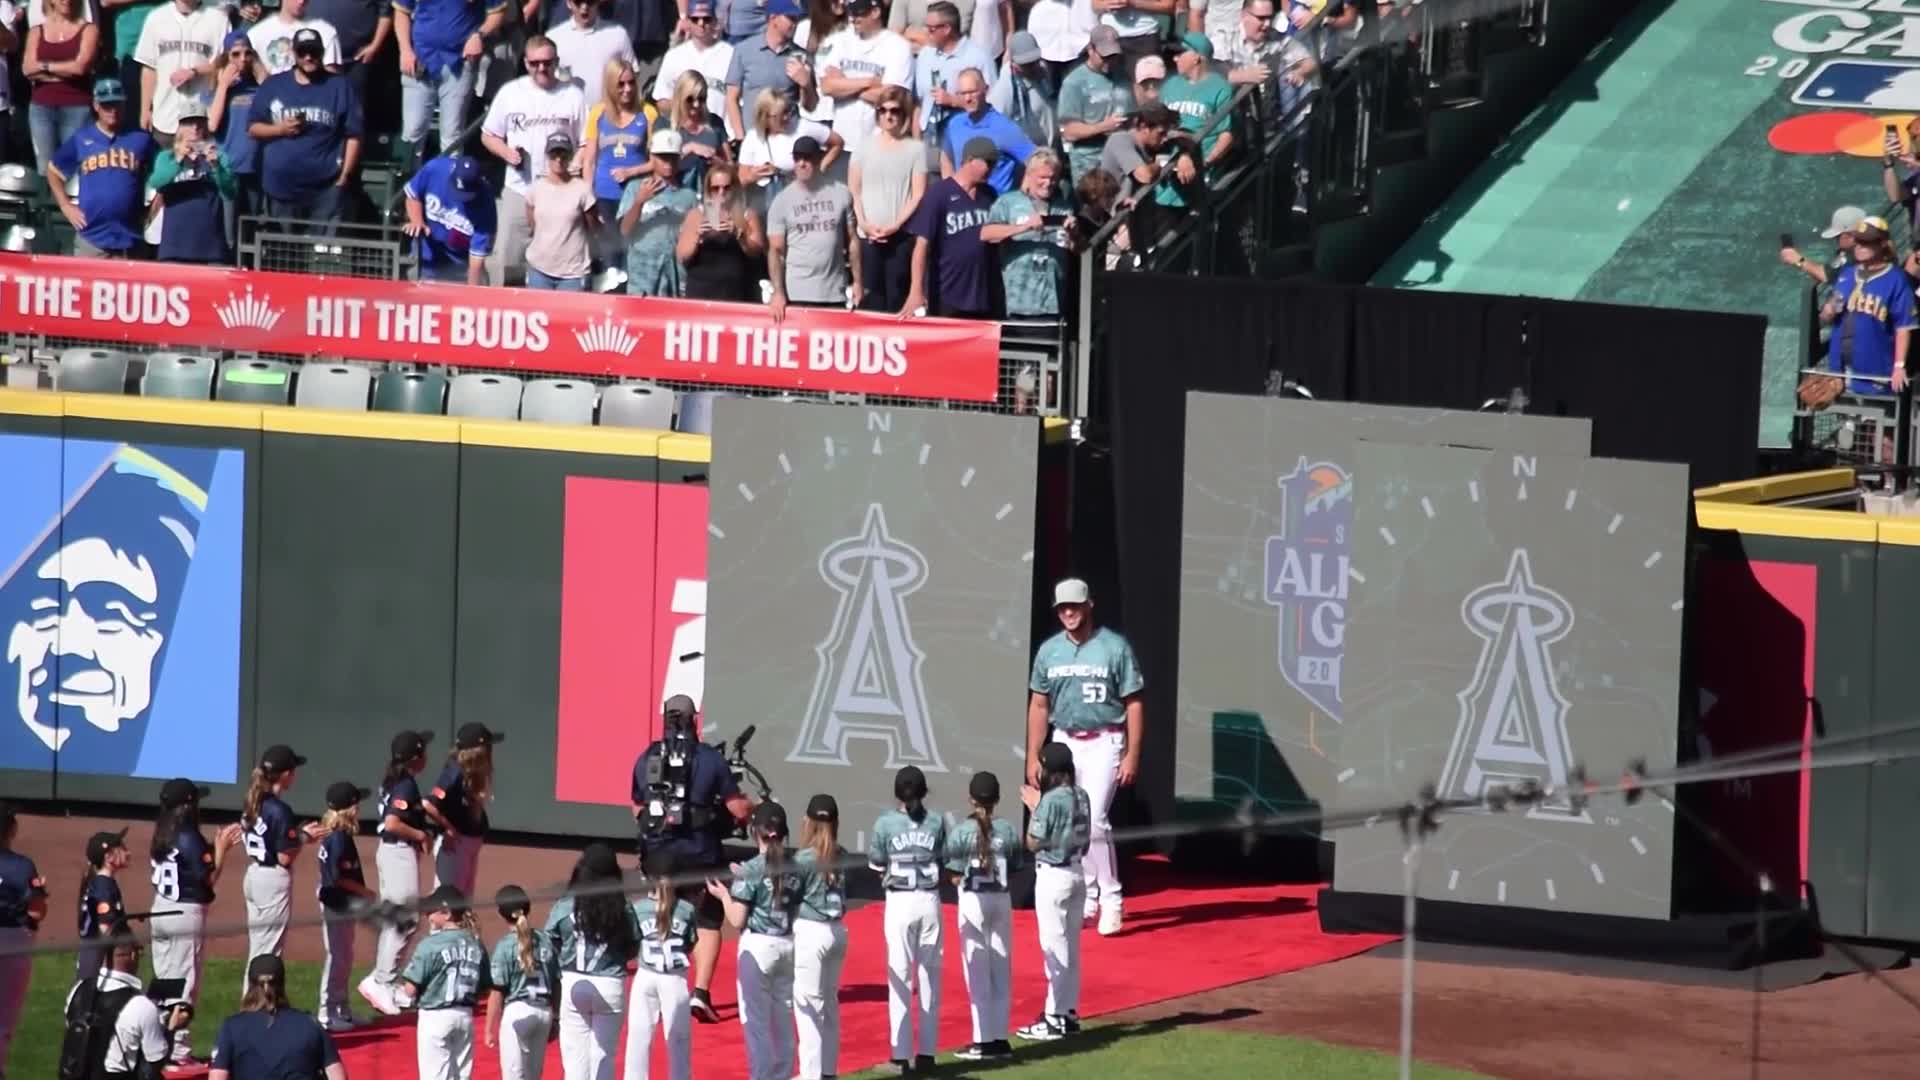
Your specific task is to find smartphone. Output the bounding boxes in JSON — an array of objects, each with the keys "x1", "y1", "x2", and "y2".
[
  {"x1": 1041, "y1": 212, "x2": 1071, "y2": 228},
  {"x1": 1780, "y1": 232, "x2": 1795, "y2": 250}
]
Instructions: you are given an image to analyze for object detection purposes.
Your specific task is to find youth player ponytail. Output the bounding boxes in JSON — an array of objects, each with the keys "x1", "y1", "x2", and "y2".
[
  {"x1": 651, "y1": 871, "x2": 675, "y2": 937},
  {"x1": 456, "y1": 746, "x2": 494, "y2": 808},
  {"x1": 151, "y1": 804, "x2": 185, "y2": 864},
  {"x1": 971, "y1": 802, "x2": 997, "y2": 881},
  {"x1": 512, "y1": 910, "x2": 537, "y2": 976},
  {"x1": 803, "y1": 816, "x2": 840, "y2": 887},
  {"x1": 241, "y1": 765, "x2": 274, "y2": 828},
  {"x1": 764, "y1": 826, "x2": 788, "y2": 909}
]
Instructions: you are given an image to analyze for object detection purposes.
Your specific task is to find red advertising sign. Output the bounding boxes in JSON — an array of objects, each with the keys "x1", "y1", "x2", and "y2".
[{"x1": 0, "y1": 253, "x2": 1003, "y2": 402}]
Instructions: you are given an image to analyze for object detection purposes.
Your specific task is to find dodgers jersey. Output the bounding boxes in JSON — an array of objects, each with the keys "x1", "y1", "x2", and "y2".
[
  {"x1": 944, "y1": 816, "x2": 1024, "y2": 892},
  {"x1": 729, "y1": 852, "x2": 804, "y2": 936},
  {"x1": 1028, "y1": 784, "x2": 1091, "y2": 867},
  {"x1": 404, "y1": 927, "x2": 489, "y2": 1009},
  {"x1": 792, "y1": 847, "x2": 847, "y2": 923},
  {"x1": 630, "y1": 895, "x2": 698, "y2": 973},
  {"x1": 489, "y1": 928, "x2": 561, "y2": 1005},
  {"x1": 869, "y1": 809, "x2": 947, "y2": 893},
  {"x1": 152, "y1": 827, "x2": 216, "y2": 905},
  {"x1": 1030, "y1": 626, "x2": 1144, "y2": 732},
  {"x1": 1829, "y1": 262, "x2": 1918, "y2": 393}
]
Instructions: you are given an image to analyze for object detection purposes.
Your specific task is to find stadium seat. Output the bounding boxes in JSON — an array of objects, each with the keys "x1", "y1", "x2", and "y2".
[
  {"x1": 673, "y1": 390, "x2": 735, "y2": 435},
  {"x1": 294, "y1": 363, "x2": 374, "y2": 411},
  {"x1": 447, "y1": 373, "x2": 524, "y2": 419},
  {"x1": 599, "y1": 383, "x2": 676, "y2": 429},
  {"x1": 54, "y1": 348, "x2": 130, "y2": 394},
  {"x1": 522, "y1": 379, "x2": 599, "y2": 426},
  {"x1": 141, "y1": 353, "x2": 215, "y2": 400},
  {"x1": 372, "y1": 369, "x2": 448, "y2": 415},
  {"x1": 217, "y1": 359, "x2": 294, "y2": 404}
]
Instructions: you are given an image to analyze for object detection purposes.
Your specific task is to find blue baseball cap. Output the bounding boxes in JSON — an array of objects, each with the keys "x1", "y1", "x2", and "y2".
[
  {"x1": 767, "y1": 0, "x2": 803, "y2": 18},
  {"x1": 448, "y1": 156, "x2": 484, "y2": 199},
  {"x1": 93, "y1": 78, "x2": 126, "y2": 104},
  {"x1": 222, "y1": 29, "x2": 251, "y2": 52}
]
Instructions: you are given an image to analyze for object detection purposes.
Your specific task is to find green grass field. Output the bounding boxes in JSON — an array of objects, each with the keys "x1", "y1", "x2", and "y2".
[{"x1": 9, "y1": 953, "x2": 1489, "y2": 1079}]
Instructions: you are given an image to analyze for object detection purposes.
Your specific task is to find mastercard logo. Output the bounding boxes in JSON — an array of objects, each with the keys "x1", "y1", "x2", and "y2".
[{"x1": 1770, "y1": 111, "x2": 1919, "y2": 157}]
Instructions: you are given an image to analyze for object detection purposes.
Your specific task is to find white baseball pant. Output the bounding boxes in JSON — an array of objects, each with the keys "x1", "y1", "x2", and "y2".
[
  {"x1": 433, "y1": 832, "x2": 482, "y2": 897},
  {"x1": 560, "y1": 972, "x2": 627, "y2": 1080},
  {"x1": 957, "y1": 890, "x2": 1013, "y2": 1043},
  {"x1": 1056, "y1": 729, "x2": 1124, "y2": 916},
  {"x1": 622, "y1": 966, "x2": 691, "y2": 1080},
  {"x1": 374, "y1": 842, "x2": 423, "y2": 991},
  {"x1": 0, "y1": 927, "x2": 32, "y2": 1080},
  {"x1": 1034, "y1": 862, "x2": 1085, "y2": 1018},
  {"x1": 417, "y1": 1006, "x2": 476, "y2": 1080},
  {"x1": 792, "y1": 917, "x2": 847, "y2": 1078},
  {"x1": 498, "y1": 998, "x2": 551, "y2": 1080},
  {"x1": 242, "y1": 864, "x2": 292, "y2": 993},
  {"x1": 883, "y1": 890, "x2": 943, "y2": 1061},
  {"x1": 320, "y1": 909, "x2": 356, "y2": 1020},
  {"x1": 149, "y1": 899, "x2": 205, "y2": 1060},
  {"x1": 736, "y1": 930, "x2": 796, "y2": 1080}
]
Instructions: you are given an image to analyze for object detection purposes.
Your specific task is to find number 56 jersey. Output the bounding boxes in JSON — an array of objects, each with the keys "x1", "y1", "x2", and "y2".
[{"x1": 1029, "y1": 626, "x2": 1144, "y2": 733}]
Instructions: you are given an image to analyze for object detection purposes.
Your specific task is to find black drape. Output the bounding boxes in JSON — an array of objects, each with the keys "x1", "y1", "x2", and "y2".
[{"x1": 1348, "y1": 287, "x2": 1537, "y2": 410}]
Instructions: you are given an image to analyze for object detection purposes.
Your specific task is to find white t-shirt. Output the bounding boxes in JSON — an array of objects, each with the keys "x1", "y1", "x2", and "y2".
[
  {"x1": 816, "y1": 27, "x2": 911, "y2": 155},
  {"x1": 547, "y1": 19, "x2": 634, "y2": 111},
  {"x1": 654, "y1": 38, "x2": 734, "y2": 127},
  {"x1": 249, "y1": 15, "x2": 344, "y2": 74},
  {"x1": 971, "y1": 0, "x2": 1006, "y2": 63},
  {"x1": 738, "y1": 127, "x2": 795, "y2": 187},
  {"x1": 1069, "y1": 0, "x2": 1154, "y2": 39},
  {"x1": 482, "y1": 75, "x2": 587, "y2": 196},
  {"x1": 63, "y1": 973, "x2": 170, "y2": 1077},
  {"x1": 134, "y1": 1, "x2": 232, "y2": 133},
  {"x1": 791, "y1": 19, "x2": 836, "y2": 133},
  {"x1": 1026, "y1": 0, "x2": 1084, "y2": 63}
]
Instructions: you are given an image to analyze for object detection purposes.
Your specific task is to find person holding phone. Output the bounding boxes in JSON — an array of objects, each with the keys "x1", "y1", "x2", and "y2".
[
  {"x1": 1782, "y1": 206, "x2": 1864, "y2": 290},
  {"x1": 982, "y1": 146, "x2": 1071, "y2": 318},
  {"x1": 149, "y1": 110, "x2": 237, "y2": 264},
  {"x1": 677, "y1": 160, "x2": 766, "y2": 301}
]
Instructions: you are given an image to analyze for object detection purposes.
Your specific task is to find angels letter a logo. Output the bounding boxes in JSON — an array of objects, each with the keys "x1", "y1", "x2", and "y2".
[
  {"x1": 790, "y1": 504, "x2": 946, "y2": 771},
  {"x1": 1440, "y1": 549, "x2": 1587, "y2": 821},
  {"x1": 1264, "y1": 457, "x2": 1351, "y2": 721}
]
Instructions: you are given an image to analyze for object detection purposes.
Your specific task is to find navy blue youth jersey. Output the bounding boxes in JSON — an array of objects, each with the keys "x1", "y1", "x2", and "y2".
[
  {"x1": 152, "y1": 827, "x2": 216, "y2": 904},
  {"x1": 212, "y1": 1008, "x2": 342, "y2": 1076},
  {"x1": 77, "y1": 874, "x2": 125, "y2": 939},
  {"x1": 427, "y1": 761, "x2": 488, "y2": 837},
  {"x1": 378, "y1": 773, "x2": 428, "y2": 843},
  {"x1": 316, "y1": 830, "x2": 365, "y2": 909},
  {"x1": 0, "y1": 850, "x2": 48, "y2": 930},
  {"x1": 1829, "y1": 262, "x2": 1919, "y2": 392},
  {"x1": 245, "y1": 795, "x2": 302, "y2": 867}
]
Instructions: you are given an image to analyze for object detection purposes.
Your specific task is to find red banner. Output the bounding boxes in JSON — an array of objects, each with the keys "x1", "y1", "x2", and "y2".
[{"x1": 0, "y1": 253, "x2": 1003, "y2": 402}]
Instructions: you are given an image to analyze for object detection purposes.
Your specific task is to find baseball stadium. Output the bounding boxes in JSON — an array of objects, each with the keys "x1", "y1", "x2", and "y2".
[{"x1": 3, "y1": 0, "x2": 1920, "y2": 1077}]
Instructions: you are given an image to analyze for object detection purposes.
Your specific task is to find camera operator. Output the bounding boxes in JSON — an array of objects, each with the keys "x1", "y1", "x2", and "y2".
[{"x1": 631, "y1": 693, "x2": 752, "y2": 1024}]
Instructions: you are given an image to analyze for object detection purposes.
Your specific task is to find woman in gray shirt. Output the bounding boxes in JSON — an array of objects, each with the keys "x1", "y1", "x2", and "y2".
[{"x1": 848, "y1": 84, "x2": 927, "y2": 311}]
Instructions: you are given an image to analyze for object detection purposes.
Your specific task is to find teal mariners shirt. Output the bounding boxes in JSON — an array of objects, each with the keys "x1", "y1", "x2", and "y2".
[
  {"x1": 488, "y1": 928, "x2": 561, "y2": 1006},
  {"x1": 545, "y1": 895, "x2": 642, "y2": 977},
  {"x1": 1030, "y1": 626, "x2": 1144, "y2": 732},
  {"x1": 869, "y1": 810, "x2": 948, "y2": 893},
  {"x1": 944, "y1": 816, "x2": 1025, "y2": 892},
  {"x1": 729, "y1": 853, "x2": 803, "y2": 936},
  {"x1": 1028, "y1": 785, "x2": 1092, "y2": 867},
  {"x1": 792, "y1": 847, "x2": 847, "y2": 923},
  {"x1": 404, "y1": 927, "x2": 489, "y2": 1009},
  {"x1": 630, "y1": 895, "x2": 698, "y2": 974}
]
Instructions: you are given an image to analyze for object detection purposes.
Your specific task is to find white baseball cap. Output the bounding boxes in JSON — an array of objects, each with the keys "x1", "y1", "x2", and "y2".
[
  {"x1": 1821, "y1": 205, "x2": 1867, "y2": 239},
  {"x1": 649, "y1": 129, "x2": 684, "y2": 156},
  {"x1": 1053, "y1": 578, "x2": 1091, "y2": 606}
]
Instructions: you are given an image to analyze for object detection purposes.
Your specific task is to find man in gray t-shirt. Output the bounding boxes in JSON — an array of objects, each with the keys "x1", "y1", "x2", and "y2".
[
  {"x1": 1098, "y1": 103, "x2": 1177, "y2": 202},
  {"x1": 768, "y1": 136, "x2": 860, "y2": 318}
]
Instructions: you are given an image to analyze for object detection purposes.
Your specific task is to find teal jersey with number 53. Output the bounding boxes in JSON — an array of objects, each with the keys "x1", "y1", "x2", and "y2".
[
  {"x1": 869, "y1": 810, "x2": 947, "y2": 892},
  {"x1": 404, "y1": 928, "x2": 489, "y2": 1009},
  {"x1": 1030, "y1": 626, "x2": 1143, "y2": 732}
]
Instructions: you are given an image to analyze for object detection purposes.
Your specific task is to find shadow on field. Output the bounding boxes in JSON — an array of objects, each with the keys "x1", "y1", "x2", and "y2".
[{"x1": 922, "y1": 1007, "x2": 1261, "y2": 1076}]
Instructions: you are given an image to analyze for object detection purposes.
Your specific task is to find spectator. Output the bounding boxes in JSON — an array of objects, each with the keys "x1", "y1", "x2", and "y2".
[
  {"x1": 912, "y1": 1, "x2": 994, "y2": 169},
  {"x1": 1188, "y1": 0, "x2": 1240, "y2": 57},
  {"x1": 1073, "y1": 163, "x2": 1129, "y2": 267},
  {"x1": 403, "y1": 153, "x2": 496, "y2": 284},
  {"x1": 1781, "y1": 205, "x2": 1865, "y2": 291},
  {"x1": 656, "y1": 0, "x2": 732, "y2": 124},
  {"x1": 973, "y1": 0, "x2": 1008, "y2": 65},
  {"x1": 307, "y1": 0, "x2": 391, "y2": 113},
  {"x1": 1097, "y1": 101, "x2": 1175, "y2": 242},
  {"x1": 133, "y1": 0, "x2": 230, "y2": 148},
  {"x1": 817, "y1": 0, "x2": 910, "y2": 163},
  {"x1": 1220, "y1": 0, "x2": 1315, "y2": 128},
  {"x1": 739, "y1": 88, "x2": 800, "y2": 203},
  {"x1": 66, "y1": 935, "x2": 192, "y2": 1080},
  {"x1": 481, "y1": 33, "x2": 587, "y2": 284},
  {"x1": 549, "y1": 0, "x2": 634, "y2": 110},
  {"x1": 249, "y1": 0, "x2": 344, "y2": 74},
  {"x1": 677, "y1": 160, "x2": 766, "y2": 301},
  {"x1": 940, "y1": 66, "x2": 1033, "y2": 195},
  {"x1": 393, "y1": 0, "x2": 504, "y2": 156},
  {"x1": 1067, "y1": 0, "x2": 1164, "y2": 81},
  {"x1": 723, "y1": 0, "x2": 815, "y2": 144},
  {"x1": 23, "y1": 0, "x2": 98, "y2": 167},
  {"x1": 766, "y1": 134, "x2": 857, "y2": 319},
  {"x1": 1056, "y1": 26, "x2": 1123, "y2": 184},
  {"x1": 717, "y1": 0, "x2": 765, "y2": 45},
  {"x1": 1131, "y1": 53, "x2": 1163, "y2": 106},
  {"x1": 888, "y1": 0, "x2": 973, "y2": 50},
  {"x1": 1027, "y1": 0, "x2": 1085, "y2": 87},
  {"x1": 1823, "y1": 217, "x2": 1916, "y2": 395},
  {"x1": 1883, "y1": 117, "x2": 1920, "y2": 234},
  {"x1": 666, "y1": 70, "x2": 728, "y2": 190},
  {"x1": 795, "y1": 0, "x2": 844, "y2": 52},
  {"x1": 849, "y1": 82, "x2": 924, "y2": 311},
  {"x1": 585, "y1": 56, "x2": 651, "y2": 261},
  {"x1": 618, "y1": 127, "x2": 699, "y2": 295},
  {"x1": 48, "y1": 78, "x2": 157, "y2": 258},
  {"x1": 208, "y1": 31, "x2": 262, "y2": 236},
  {"x1": 246, "y1": 27, "x2": 362, "y2": 228},
  {"x1": 905, "y1": 134, "x2": 996, "y2": 318},
  {"x1": 231, "y1": 0, "x2": 266, "y2": 34},
  {"x1": 523, "y1": 130, "x2": 599, "y2": 289},
  {"x1": 102, "y1": 0, "x2": 162, "y2": 123},
  {"x1": 1163, "y1": 32, "x2": 1232, "y2": 165},
  {"x1": 149, "y1": 110, "x2": 236, "y2": 264},
  {"x1": 984, "y1": 145, "x2": 1070, "y2": 317},
  {"x1": 988, "y1": 32, "x2": 1056, "y2": 150}
]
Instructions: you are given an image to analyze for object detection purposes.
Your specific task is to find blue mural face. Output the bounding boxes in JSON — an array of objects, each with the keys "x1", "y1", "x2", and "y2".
[{"x1": 0, "y1": 437, "x2": 244, "y2": 783}]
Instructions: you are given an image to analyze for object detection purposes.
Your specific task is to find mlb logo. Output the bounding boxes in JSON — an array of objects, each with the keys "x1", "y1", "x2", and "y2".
[
  {"x1": 1263, "y1": 457, "x2": 1352, "y2": 721},
  {"x1": 1793, "y1": 59, "x2": 1920, "y2": 110}
]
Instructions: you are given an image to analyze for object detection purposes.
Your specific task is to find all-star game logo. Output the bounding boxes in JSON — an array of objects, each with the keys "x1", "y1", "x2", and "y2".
[{"x1": 1264, "y1": 457, "x2": 1352, "y2": 721}]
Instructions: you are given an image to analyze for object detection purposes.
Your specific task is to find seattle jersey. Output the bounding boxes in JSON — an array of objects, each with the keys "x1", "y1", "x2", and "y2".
[
  {"x1": 378, "y1": 773, "x2": 428, "y2": 843},
  {"x1": 1030, "y1": 626, "x2": 1144, "y2": 732},
  {"x1": 545, "y1": 895, "x2": 642, "y2": 977},
  {"x1": 0, "y1": 850, "x2": 47, "y2": 929},
  {"x1": 404, "y1": 927, "x2": 489, "y2": 1009},
  {"x1": 1828, "y1": 262, "x2": 1918, "y2": 393},
  {"x1": 48, "y1": 123, "x2": 157, "y2": 251},
  {"x1": 152, "y1": 828, "x2": 216, "y2": 904},
  {"x1": 489, "y1": 929, "x2": 561, "y2": 1005},
  {"x1": 869, "y1": 810, "x2": 947, "y2": 893},
  {"x1": 245, "y1": 795, "x2": 302, "y2": 867},
  {"x1": 1028, "y1": 785, "x2": 1091, "y2": 867},
  {"x1": 729, "y1": 852, "x2": 803, "y2": 936},
  {"x1": 630, "y1": 895, "x2": 698, "y2": 973},
  {"x1": 77, "y1": 874, "x2": 125, "y2": 939},
  {"x1": 944, "y1": 816, "x2": 1024, "y2": 892},
  {"x1": 315, "y1": 830, "x2": 364, "y2": 909},
  {"x1": 427, "y1": 761, "x2": 488, "y2": 837},
  {"x1": 792, "y1": 847, "x2": 846, "y2": 923}
]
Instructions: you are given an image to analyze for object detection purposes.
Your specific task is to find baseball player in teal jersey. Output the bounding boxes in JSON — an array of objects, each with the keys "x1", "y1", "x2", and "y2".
[
  {"x1": 547, "y1": 844, "x2": 643, "y2": 1080},
  {"x1": 1018, "y1": 743, "x2": 1091, "y2": 1043},
  {"x1": 945, "y1": 771, "x2": 1025, "y2": 1060},
  {"x1": 710, "y1": 803, "x2": 804, "y2": 1080},
  {"x1": 627, "y1": 850, "x2": 699, "y2": 1080},
  {"x1": 1026, "y1": 577, "x2": 1144, "y2": 936},
  {"x1": 792, "y1": 794, "x2": 850, "y2": 1080},
  {"x1": 869, "y1": 767, "x2": 948, "y2": 1073},
  {"x1": 403, "y1": 885, "x2": 490, "y2": 1080},
  {"x1": 484, "y1": 885, "x2": 559, "y2": 1080}
]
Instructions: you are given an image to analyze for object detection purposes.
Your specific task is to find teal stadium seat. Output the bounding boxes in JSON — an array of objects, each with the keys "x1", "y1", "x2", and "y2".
[
  {"x1": 372, "y1": 370, "x2": 449, "y2": 414},
  {"x1": 141, "y1": 353, "x2": 216, "y2": 400},
  {"x1": 294, "y1": 364, "x2": 373, "y2": 411},
  {"x1": 54, "y1": 348, "x2": 130, "y2": 394},
  {"x1": 217, "y1": 359, "x2": 294, "y2": 405}
]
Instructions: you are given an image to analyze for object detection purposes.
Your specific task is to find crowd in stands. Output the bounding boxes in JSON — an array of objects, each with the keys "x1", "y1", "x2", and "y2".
[{"x1": 0, "y1": 0, "x2": 1372, "y2": 318}]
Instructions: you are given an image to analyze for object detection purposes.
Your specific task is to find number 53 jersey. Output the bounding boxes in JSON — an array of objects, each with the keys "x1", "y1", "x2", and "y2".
[{"x1": 1029, "y1": 626, "x2": 1144, "y2": 733}]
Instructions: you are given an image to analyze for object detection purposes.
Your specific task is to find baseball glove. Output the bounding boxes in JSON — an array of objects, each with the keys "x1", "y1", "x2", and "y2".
[{"x1": 1798, "y1": 372, "x2": 1845, "y2": 411}]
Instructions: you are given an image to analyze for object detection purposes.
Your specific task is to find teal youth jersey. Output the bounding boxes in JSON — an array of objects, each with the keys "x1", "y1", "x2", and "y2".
[
  {"x1": 943, "y1": 816, "x2": 1024, "y2": 892},
  {"x1": 404, "y1": 928, "x2": 489, "y2": 1009},
  {"x1": 1030, "y1": 626, "x2": 1143, "y2": 731},
  {"x1": 792, "y1": 846, "x2": 847, "y2": 923},
  {"x1": 868, "y1": 809, "x2": 947, "y2": 892},
  {"x1": 488, "y1": 929, "x2": 560, "y2": 1006},
  {"x1": 729, "y1": 852, "x2": 803, "y2": 936},
  {"x1": 630, "y1": 895, "x2": 698, "y2": 974},
  {"x1": 545, "y1": 895, "x2": 642, "y2": 977},
  {"x1": 1028, "y1": 785, "x2": 1091, "y2": 867}
]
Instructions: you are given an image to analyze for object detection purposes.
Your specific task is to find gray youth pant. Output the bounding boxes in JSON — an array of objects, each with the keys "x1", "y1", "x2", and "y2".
[
  {"x1": 375, "y1": 841, "x2": 424, "y2": 988},
  {"x1": 433, "y1": 832, "x2": 482, "y2": 898},
  {"x1": 0, "y1": 927, "x2": 31, "y2": 1080},
  {"x1": 321, "y1": 909, "x2": 356, "y2": 1018},
  {"x1": 243, "y1": 864, "x2": 292, "y2": 993},
  {"x1": 150, "y1": 900, "x2": 205, "y2": 1057}
]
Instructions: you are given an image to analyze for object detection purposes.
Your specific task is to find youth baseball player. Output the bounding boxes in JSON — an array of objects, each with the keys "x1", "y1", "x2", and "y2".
[
  {"x1": 869, "y1": 768, "x2": 947, "y2": 1073},
  {"x1": 149, "y1": 778, "x2": 242, "y2": 1062},
  {"x1": 363, "y1": 730, "x2": 436, "y2": 1016},
  {"x1": 946, "y1": 771, "x2": 1024, "y2": 1060},
  {"x1": 484, "y1": 885, "x2": 560, "y2": 1080},
  {"x1": 0, "y1": 802, "x2": 49, "y2": 1076},
  {"x1": 240, "y1": 745, "x2": 311, "y2": 992},
  {"x1": 1017, "y1": 742, "x2": 1091, "y2": 1043},
  {"x1": 1026, "y1": 578, "x2": 1144, "y2": 936},
  {"x1": 404, "y1": 886, "x2": 490, "y2": 1080}
]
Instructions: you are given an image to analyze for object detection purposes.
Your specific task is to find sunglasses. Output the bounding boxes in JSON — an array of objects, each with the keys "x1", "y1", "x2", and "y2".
[
  {"x1": 926, "y1": 20, "x2": 952, "y2": 30},
  {"x1": 527, "y1": 57, "x2": 557, "y2": 68},
  {"x1": 689, "y1": 13, "x2": 713, "y2": 21},
  {"x1": 877, "y1": 106, "x2": 903, "y2": 116},
  {"x1": 708, "y1": 183, "x2": 733, "y2": 193}
]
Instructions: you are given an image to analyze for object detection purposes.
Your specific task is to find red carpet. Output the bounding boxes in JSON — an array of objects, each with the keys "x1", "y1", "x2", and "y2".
[{"x1": 325, "y1": 859, "x2": 1390, "y2": 1078}]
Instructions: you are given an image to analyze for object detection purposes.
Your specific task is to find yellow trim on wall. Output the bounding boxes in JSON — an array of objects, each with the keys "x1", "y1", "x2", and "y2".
[
  {"x1": 64, "y1": 393, "x2": 264, "y2": 430},
  {"x1": 1043, "y1": 417, "x2": 1070, "y2": 445},
  {"x1": 262, "y1": 407, "x2": 462, "y2": 444},
  {"x1": 1695, "y1": 502, "x2": 1879, "y2": 542},
  {"x1": 1875, "y1": 519, "x2": 1920, "y2": 547},
  {"x1": 658, "y1": 433, "x2": 711, "y2": 464},
  {"x1": 0, "y1": 388, "x2": 64, "y2": 418},
  {"x1": 1693, "y1": 468, "x2": 1855, "y2": 505},
  {"x1": 458, "y1": 419, "x2": 663, "y2": 457}
]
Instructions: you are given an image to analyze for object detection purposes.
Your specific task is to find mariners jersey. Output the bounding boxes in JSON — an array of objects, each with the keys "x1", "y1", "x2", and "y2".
[
  {"x1": 489, "y1": 928, "x2": 561, "y2": 1006},
  {"x1": 48, "y1": 123, "x2": 156, "y2": 251},
  {"x1": 545, "y1": 895, "x2": 641, "y2": 977},
  {"x1": 152, "y1": 827, "x2": 216, "y2": 904},
  {"x1": 406, "y1": 928, "x2": 489, "y2": 1009},
  {"x1": 729, "y1": 852, "x2": 803, "y2": 936},
  {"x1": 630, "y1": 895, "x2": 698, "y2": 974},
  {"x1": 869, "y1": 810, "x2": 947, "y2": 893},
  {"x1": 1829, "y1": 262, "x2": 1918, "y2": 393},
  {"x1": 1028, "y1": 785, "x2": 1091, "y2": 867},
  {"x1": 0, "y1": 849, "x2": 47, "y2": 929},
  {"x1": 378, "y1": 773, "x2": 428, "y2": 843},
  {"x1": 792, "y1": 847, "x2": 847, "y2": 923},
  {"x1": 1030, "y1": 626, "x2": 1144, "y2": 731},
  {"x1": 944, "y1": 816, "x2": 1024, "y2": 892},
  {"x1": 315, "y1": 830, "x2": 365, "y2": 909},
  {"x1": 246, "y1": 795, "x2": 302, "y2": 867},
  {"x1": 77, "y1": 874, "x2": 125, "y2": 940}
]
